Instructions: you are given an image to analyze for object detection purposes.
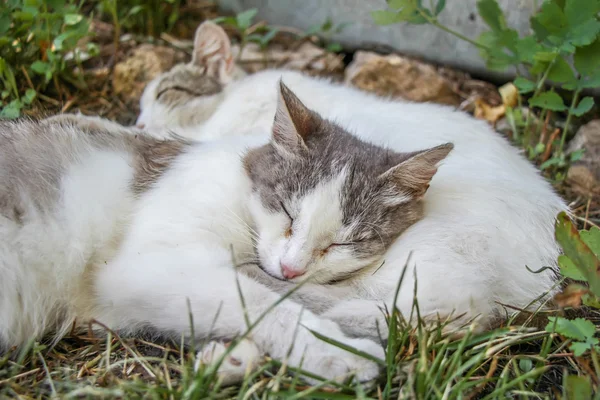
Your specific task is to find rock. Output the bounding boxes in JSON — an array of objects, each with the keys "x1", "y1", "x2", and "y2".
[
  {"x1": 112, "y1": 44, "x2": 188, "y2": 105},
  {"x1": 567, "y1": 120, "x2": 600, "y2": 198},
  {"x1": 232, "y1": 40, "x2": 344, "y2": 78},
  {"x1": 344, "y1": 51, "x2": 461, "y2": 106}
]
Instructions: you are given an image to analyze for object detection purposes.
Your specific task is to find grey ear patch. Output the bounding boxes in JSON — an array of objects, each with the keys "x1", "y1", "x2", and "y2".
[
  {"x1": 191, "y1": 21, "x2": 234, "y2": 82},
  {"x1": 378, "y1": 142, "x2": 454, "y2": 200},
  {"x1": 271, "y1": 80, "x2": 322, "y2": 156}
]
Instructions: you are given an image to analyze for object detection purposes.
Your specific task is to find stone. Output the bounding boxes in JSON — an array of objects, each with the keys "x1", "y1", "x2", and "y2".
[
  {"x1": 567, "y1": 120, "x2": 600, "y2": 198},
  {"x1": 112, "y1": 44, "x2": 188, "y2": 105},
  {"x1": 232, "y1": 40, "x2": 344, "y2": 78},
  {"x1": 345, "y1": 51, "x2": 461, "y2": 105}
]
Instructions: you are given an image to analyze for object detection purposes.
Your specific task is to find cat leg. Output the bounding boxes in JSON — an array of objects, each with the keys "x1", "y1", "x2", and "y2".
[
  {"x1": 321, "y1": 299, "x2": 389, "y2": 342},
  {"x1": 94, "y1": 247, "x2": 384, "y2": 384},
  {"x1": 43, "y1": 114, "x2": 141, "y2": 136}
]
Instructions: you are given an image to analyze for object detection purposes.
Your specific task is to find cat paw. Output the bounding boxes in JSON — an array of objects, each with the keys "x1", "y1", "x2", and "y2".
[
  {"x1": 195, "y1": 339, "x2": 261, "y2": 385},
  {"x1": 300, "y1": 338, "x2": 384, "y2": 384}
]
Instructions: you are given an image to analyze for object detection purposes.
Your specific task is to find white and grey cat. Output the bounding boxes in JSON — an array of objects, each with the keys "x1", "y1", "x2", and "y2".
[
  {"x1": 137, "y1": 22, "x2": 567, "y2": 331},
  {"x1": 0, "y1": 81, "x2": 465, "y2": 383}
]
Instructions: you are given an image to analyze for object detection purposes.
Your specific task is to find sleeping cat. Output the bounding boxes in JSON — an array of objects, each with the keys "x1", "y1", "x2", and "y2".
[
  {"x1": 0, "y1": 83, "x2": 458, "y2": 383},
  {"x1": 137, "y1": 22, "x2": 568, "y2": 337}
]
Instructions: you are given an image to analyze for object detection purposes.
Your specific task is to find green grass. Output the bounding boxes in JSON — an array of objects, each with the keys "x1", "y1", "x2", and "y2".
[{"x1": 2, "y1": 296, "x2": 599, "y2": 399}]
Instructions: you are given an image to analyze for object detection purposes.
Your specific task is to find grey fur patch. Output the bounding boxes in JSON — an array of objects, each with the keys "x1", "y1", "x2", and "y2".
[
  {"x1": 244, "y1": 82, "x2": 452, "y2": 271},
  {"x1": 0, "y1": 118, "x2": 190, "y2": 223},
  {"x1": 155, "y1": 64, "x2": 222, "y2": 108}
]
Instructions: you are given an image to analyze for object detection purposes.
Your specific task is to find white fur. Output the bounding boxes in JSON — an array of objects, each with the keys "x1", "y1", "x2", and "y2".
[
  {"x1": 0, "y1": 131, "x2": 383, "y2": 383},
  {"x1": 139, "y1": 68, "x2": 567, "y2": 330}
]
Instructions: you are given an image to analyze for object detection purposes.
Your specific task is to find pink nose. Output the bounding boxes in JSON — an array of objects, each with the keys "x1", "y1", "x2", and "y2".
[
  {"x1": 281, "y1": 263, "x2": 305, "y2": 279},
  {"x1": 136, "y1": 123, "x2": 145, "y2": 129}
]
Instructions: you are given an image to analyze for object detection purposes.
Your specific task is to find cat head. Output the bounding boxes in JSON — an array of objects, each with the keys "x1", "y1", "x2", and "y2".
[
  {"x1": 244, "y1": 82, "x2": 453, "y2": 284},
  {"x1": 137, "y1": 21, "x2": 244, "y2": 133}
]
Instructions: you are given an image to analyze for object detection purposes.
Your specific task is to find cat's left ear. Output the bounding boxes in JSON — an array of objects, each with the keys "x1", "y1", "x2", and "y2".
[
  {"x1": 192, "y1": 21, "x2": 234, "y2": 83},
  {"x1": 378, "y1": 143, "x2": 454, "y2": 203},
  {"x1": 271, "y1": 80, "x2": 321, "y2": 156}
]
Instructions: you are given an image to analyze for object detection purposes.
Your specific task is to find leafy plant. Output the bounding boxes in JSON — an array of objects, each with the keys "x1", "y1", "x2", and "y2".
[
  {"x1": 546, "y1": 317, "x2": 598, "y2": 356},
  {"x1": 0, "y1": 0, "x2": 93, "y2": 118},
  {"x1": 304, "y1": 17, "x2": 352, "y2": 53},
  {"x1": 213, "y1": 9, "x2": 279, "y2": 62},
  {"x1": 548, "y1": 214, "x2": 600, "y2": 356},
  {"x1": 372, "y1": 0, "x2": 600, "y2": 177},
  {"x1": 547, "y1": 213, "x2": 600, "y2": 395},
  {"x1": 96, "y1": 0, "x2": 182, "y2": 38}
]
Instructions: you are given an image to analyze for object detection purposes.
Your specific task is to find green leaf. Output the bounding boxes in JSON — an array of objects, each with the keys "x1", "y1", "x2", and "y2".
[
  {"x1": 570, "y1": 339, "x2": 599, "y2": 356},
  {"x1": 565, "y1": 375, "x2": 593, "y2": 398},
  {"x1": 397, "y1": 2, "x2": 429, "y2": 24},
  {"x1": 534, "y1": 142, "x2": 546, "y2": 155},
  {"x1": 326, "y1": 42, "x2": 343, "y2": 53},
  {"x1": 546, "y1": 316, "x2": 595, "y2": 341},
  {"x1": 11, "y1": 11, "x2": 35, "y2": 22},
  {"x1": 518, "y1": 358, "x2": 533, "y2": 373},
  {"x1": 540, "y1": 156, "x2": 563, "y2": 170},
  {"x1": 515, "y1": 35, "x2": 544, "y2": 63},
  {"x1": 574, "y1": 38, "x2": 600, "y2": 77},
  {"x1": 236, "y1": 8, "x2": 257, "y2": 30},
  {"x1": 321, "y1": 17, "x2": 333, "y2": 32},
  {"x1": 581, "y1": 226, "x2": 600, "y2": 258},
  {"x1": 564, "y1": 0, "x2": 600, "y2": 27},
  {"x1": 261, "y1": 28, "x2": 278, "y2": 45},
  {"x1": 571, "y1": 97, "x2": 594, "y2": 117},
  {"x1": 531, "y1": 1, "x2": 568, "y2": 41},
  {"x1": 559, "y1": 255, "x2": 586, "y2": 281},
  {"x1": 583, "y1": 293, "x2": 600, "y2": 308},
  {"x1": 547, "y1": 56, "x2": 574, "y2": 84},
  {"x1": 22, "y1": 88, "x2": 36, "y2": 105},
  {"x1": 63, "y1": 13, "x2": 82, "y2": 25},
  {"x1": 46, "y1": 0, "x2": 66, "y2": 9},
  {"x1": 569, "y1": 149, "x2": 585, "y2": 162},
  {"x1": 0, "y1": 99, "x2": 22, "y2": 119},
  {"x1": 434, "y1": 0, "x2": 446, "y2": 15},
  {"x1": 568, "y1": 19, "x2": 600, "y2": 47},
  {"x1": 387, "y1": 0, "x2": 405, "y2": 8},
  {"x1": 513, "y1": 77, "x2": 536, "y2": 93},
  {"x1": 126, "y1": 5, "x2": 145, "y2": 17},
  {"x1": 580, "y1": 75, "x2": 600, "y2": 89},
  {"x1": 529, "y1": 91, "x2": 567, "y2": 111},
  {"x1": 212, "y1": 16, "x2": 236, "y2": 27},
  {"x1": 30, "y1": 60, "x2": 50, "y2": 74},
  {"x1": 533, "y1": 51, "x2": 558, "y2": 63},
  {"x1": 371, "y1": 10, "x2": 403, "y2": 25},
  {"x1": 476, "y1": 0, "x2": 505, "y2": 31},
  {"x1": 555, "y1": 212, "x2": 600, "y2": 296}
]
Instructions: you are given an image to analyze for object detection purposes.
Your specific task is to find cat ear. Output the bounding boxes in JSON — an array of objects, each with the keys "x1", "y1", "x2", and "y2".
[
  {"x1": 191, "y1": 21, "x2": 234, "y2": 83},
  {"x1": 378, "y1": 143, "x2": 454, "y2": 202},
  {"x1": 272, "y1": 80, "x2": 320, "y2": 156}
]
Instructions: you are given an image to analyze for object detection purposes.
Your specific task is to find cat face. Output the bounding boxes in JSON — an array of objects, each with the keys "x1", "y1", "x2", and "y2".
[
  {"x1": 137, "y1": 21, "x2": 243, "y2": 133},
  {"x1": 244, "y1": 82, "x2": 453, "y2": 284}
]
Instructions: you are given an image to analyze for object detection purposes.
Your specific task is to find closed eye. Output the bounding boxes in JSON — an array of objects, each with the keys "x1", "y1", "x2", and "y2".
[{"x1": 156, "y1": 86, "x2": 203, "y2": 100}]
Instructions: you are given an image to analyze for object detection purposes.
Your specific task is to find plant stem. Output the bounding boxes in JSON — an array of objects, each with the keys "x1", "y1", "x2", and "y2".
[
  {"x1": 416, "y1": 8, "x2": 493, "y2": 51},
  {"x1": 523, "y1": 54, "x2": 557, "y2": 137},
  {"x1": 557, "y1": 88, "x2": 581, "y2": 156}
]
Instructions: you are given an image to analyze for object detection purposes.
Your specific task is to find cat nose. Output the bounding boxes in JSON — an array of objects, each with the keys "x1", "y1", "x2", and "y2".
[
  {"x1": 280, "y1": 262, "x2": 305, "y2": 279},
  {"x1": 136, "y1": 123, "x2": 145, "y2": 129}
]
